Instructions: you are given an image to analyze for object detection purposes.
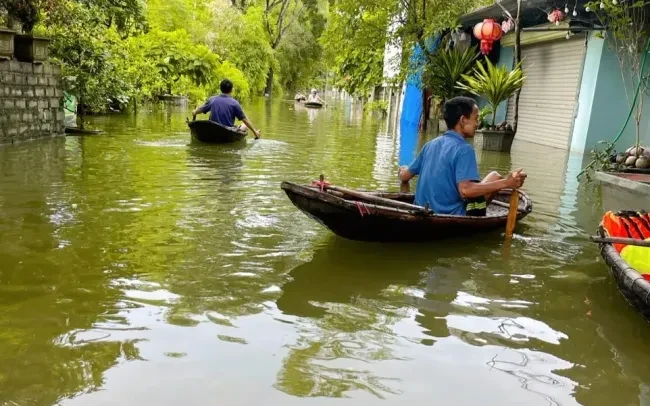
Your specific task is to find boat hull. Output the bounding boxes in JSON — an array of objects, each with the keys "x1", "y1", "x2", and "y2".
[
  {"x1": 597, "y1": 224, "x2": 650, "y2": 321},
  {"x1": 188, "y1": 120, "x2": 247, "y2": 144},
  {"x1": 304, "y1": 102, "x2": 323, "y2": 109},
  {"x1": 281, "y1": 182, "x2": 533, "y2": 242}
]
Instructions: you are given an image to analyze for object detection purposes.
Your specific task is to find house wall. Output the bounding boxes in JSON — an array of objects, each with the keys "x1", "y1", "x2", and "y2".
[
  {"x1": 580, "y1": 36, "x2": 650, "y2": 154},
  {"x1": 570, "y1": 32, "x2": 604, "y2": 155}
]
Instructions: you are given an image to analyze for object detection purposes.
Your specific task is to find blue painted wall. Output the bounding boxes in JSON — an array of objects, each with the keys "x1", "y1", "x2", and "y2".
[{"x1": 583, "y1": 37, "x2": 650, "y2": 153}]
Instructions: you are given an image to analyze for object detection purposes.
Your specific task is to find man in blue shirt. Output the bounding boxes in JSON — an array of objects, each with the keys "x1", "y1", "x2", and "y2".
[
  {"x1": 398, "y1": 96, "x2": 526, "y2": 216},
  {"x1": 193, "y1": 79, "x2": 262, "y2": 139}
]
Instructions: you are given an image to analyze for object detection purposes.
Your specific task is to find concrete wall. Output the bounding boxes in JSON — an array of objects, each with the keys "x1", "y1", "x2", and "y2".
[
  {"x1": 578, "y1": 36, "x2": 650, "y2": 154},
  {"x1": 570, "y1": 32, "x2": 604, "y2": 155},
  {"x1": 0, "y1": 60, "x2": 65, "y2": 146}
]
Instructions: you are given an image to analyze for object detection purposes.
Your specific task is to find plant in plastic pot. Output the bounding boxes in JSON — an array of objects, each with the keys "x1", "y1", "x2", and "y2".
[{"x1": 457, "y1": 58, "x2": 525, "y2": 152}]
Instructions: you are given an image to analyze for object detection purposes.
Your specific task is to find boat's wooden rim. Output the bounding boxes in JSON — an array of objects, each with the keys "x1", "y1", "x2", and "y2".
[
  {"x1": 280, "y1": 181, "x2": 533, "y2": 221},
  {"x1": 597, "y1": 223, "x2": 650, "y2": 305},
  {"x1": 187, "y1": 119, "x2": 247, "y2": 134}
]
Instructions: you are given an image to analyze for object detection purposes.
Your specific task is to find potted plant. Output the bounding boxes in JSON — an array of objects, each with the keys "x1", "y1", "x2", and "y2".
[
  {"x1": 422, "y1": 44, "x2": 478, "y2": 133},
  {"x1": 5, "y1": 0, "x2": 51, "y2": 63},
  {"x1": 457, "y1": 58, "x2": 525, "y2": 152}
]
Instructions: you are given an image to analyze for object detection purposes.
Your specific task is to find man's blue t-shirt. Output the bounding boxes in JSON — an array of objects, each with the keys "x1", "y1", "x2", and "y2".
[
  {"x1": 199, "y1": 94, "x2": 245, "y2": 127},
  {"x1": 407, "y1": 130, "x2": 480, "y2": 215}
]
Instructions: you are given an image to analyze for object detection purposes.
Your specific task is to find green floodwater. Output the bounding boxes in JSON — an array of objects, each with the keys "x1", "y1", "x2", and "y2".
[{"x1": 1, "y1": 97, "x2": 649, "y2": 406}]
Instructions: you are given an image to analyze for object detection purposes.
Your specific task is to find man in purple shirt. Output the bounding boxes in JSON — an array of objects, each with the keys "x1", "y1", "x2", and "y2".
[{"x1": 193, "y1": 79, "x2": 262, "y2": 139}]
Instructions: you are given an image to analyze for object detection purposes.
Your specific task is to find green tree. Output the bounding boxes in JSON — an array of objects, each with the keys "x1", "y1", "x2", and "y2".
[
  {"x1": 321, "y1": 0, "x2": 390, "y2": 97},
  {"x1": 209, "y1": 4, "x2": 276, "y2": 95},
  {"x1": 44, "y1": 0, "x2": 128, "y2": 127}
]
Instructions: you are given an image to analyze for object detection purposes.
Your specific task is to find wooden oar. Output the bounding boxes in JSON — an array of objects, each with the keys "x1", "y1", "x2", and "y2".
[
  {"x1": 323, "y1": 184, "x2": 429, "y2": 213},
  {"x1": 590, "y1": 236, "x2": 650, "y2": 247},
  {"x1": 400, "y1": 180, "x2": 410, "y2": 193},
  {"x1": 505, "y1": 189, "x2": 519, "y2": 239}
]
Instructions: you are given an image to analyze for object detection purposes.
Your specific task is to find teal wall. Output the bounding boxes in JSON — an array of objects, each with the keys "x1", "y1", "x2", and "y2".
[
  {"x1": 570, "y1": 32, "x2": 604, "y2": 154},
  {"x1": 477, "y1": 46, "x2": 514, "y2": 125},
  {"x1": 580, "y1": 36, "x2": 650, "y2": 154}
]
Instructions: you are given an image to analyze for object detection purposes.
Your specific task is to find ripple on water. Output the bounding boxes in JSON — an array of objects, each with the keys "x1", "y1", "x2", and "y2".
[{"x1": 0, "y1": 100, "x2": 631, "y2": 406}]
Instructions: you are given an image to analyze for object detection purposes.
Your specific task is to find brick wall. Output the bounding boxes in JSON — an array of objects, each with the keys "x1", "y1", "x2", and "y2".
[{"x1": 0, "y1": 60, "x2": 65, "y2": 146}]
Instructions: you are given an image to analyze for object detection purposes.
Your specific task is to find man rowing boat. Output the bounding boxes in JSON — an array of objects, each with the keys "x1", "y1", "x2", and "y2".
[
  {"x1": 398, "y1": 96, "x2": 526, "y2": 216},
  {"x1": 193, "y1": 79, "x2": 262, "y2": 139},
  {"x1": 306, "y1": 88, "x2": 325, "y2": 104}
]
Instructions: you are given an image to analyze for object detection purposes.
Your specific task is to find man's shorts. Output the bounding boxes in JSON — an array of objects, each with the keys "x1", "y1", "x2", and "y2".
[{"x1": 465, "y1": 196, "x2": 487, "y2": 216}]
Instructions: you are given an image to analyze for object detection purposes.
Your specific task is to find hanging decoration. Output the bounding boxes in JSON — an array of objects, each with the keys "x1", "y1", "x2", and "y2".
[
  {"x1": 548, "y1": 9, "x2": 566, "y2": 25},
  {"x1": 473, "y1": 18, "x2": 503, "y2": 55},
  {"x1": 501, "y1": 18, "x2": 514, "y2": 33}
]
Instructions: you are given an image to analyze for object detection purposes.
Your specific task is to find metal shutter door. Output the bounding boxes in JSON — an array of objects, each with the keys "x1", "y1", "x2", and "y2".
[{"x1": 506, "y1": 36, "x2": 586, "y2": 149}]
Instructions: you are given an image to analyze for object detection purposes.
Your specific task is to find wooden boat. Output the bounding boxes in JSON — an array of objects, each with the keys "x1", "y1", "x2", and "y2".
[
  {"x1": 304, "y1": 102, "x2": 323, "y2": 109},
  {"x1": 281, "y1": 181, "x2": 533, "y2": 242},
  {"x1": 65, "y1": 126, "x2": 104, "y2": 135},
  {"x1": 596, "y1": 224, "x2": 650, "y2": 320},
  {"x1": 187, "y1": 119, "x2": 247, "y2": 144}
]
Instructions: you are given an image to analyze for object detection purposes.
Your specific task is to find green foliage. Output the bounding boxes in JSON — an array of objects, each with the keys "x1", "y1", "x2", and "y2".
[
  {"x1": 43, "y1": 0, "x2": 128, "y2": 125},
  {"x1": 478, "y1": 105, "x2": 492, "y2": 129},
  {"x1": 147, "y1": 0, "x2": 211, "y2": 41},
  {"x1": 209, "y1": 5, "x2": 276, "y2": 94},
  {"x1": 458, "y1": 59, "x2": 525, "y2": 127},
  {"x1": 30, "y1": 0, "x2": 328, "y2": 117},
  {"x1": 422, "y1": 46, "x2": 478, "y2": 102},
  {"x1": 322, "y1": 0, "x2": 490, "y2": 97},
  {"x1": 321, "y1": 0, "x2": 389, "y2": 96},
  {"x1": 364, "y1": 99, "x2": 388, "y2": 114}
]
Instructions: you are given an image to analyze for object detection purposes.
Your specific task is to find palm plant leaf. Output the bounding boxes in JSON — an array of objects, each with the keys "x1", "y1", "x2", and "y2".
[
  {"x1": 423, "y1": 46, "x2": 479, "y2": 101},
  {"x1": 456, "y1": 58, "x2": 525, "y2": 126}
]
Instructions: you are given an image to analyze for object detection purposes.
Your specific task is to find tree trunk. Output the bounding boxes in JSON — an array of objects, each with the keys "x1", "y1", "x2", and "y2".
[
  {"x1": 264, "y1": 68, "x2": 274, "y2": 96},
  {"x1": 420, "y1": 89, "x2": 429, "y2": 131},
  {"x1": 78, "y1": 96, "x2": 85, "y2": 130}
]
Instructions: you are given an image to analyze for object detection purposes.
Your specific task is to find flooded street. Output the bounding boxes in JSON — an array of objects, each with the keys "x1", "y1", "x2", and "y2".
[{"x1": 0, "y1": 97, "x2": 648, "y2": 405}]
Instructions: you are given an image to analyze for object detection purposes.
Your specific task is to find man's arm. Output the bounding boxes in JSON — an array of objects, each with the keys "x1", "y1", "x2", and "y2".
[
  {"x1": 242, "y1": 117, "x2": 261, "y2": 139},
  {"x1": 458, "y1": 169, "x2": 526, "y2": 199},
  {"x1": 192, "y1": 99, "x2": 211, "y2": 119},
  {"x1": 398, "y1": 166, "x2": 415, "y2": 182}
]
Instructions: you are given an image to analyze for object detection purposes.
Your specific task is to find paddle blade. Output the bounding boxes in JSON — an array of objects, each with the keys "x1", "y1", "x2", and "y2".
[
  {"x1": 505, "y1": 190, "x2": 519, "y2": 238},
  {"x1": 400, "y1": 181, "x2": 410, "y2": 193}
]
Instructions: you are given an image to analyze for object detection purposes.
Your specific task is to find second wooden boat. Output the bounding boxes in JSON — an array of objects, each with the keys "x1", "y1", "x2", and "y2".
[
  {"x1": 304, "y1": 102, "x2": 323, "y2": 109},
  {"x1": 187, "y1": 119, "x2": 247, "y2": 144},
  {"x1": 597, "y1": 224, "x2": 650, "y2": 320},
  {"x1": 281, "y1": 181, "x2": 533, "y2": 242}
]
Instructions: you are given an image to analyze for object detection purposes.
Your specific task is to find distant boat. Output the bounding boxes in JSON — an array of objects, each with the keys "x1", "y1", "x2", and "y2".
[
  {"x1": 65, "y1": 126, "x2": 104, "y2": 135},
  {"x1": 304, "y1": 101, "x2": 323, "y2": 109},
  {"x1": 187, "y1": 119, "x2": 247, "y2": 144},
  {"x1": 281, "y1": 181, "x2": 533, "y2": 242}
]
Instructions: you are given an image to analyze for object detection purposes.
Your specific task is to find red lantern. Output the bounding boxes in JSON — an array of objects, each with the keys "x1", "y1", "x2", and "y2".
[{"x1": 473, "y1": 18, "x2": 503, "y2": 55}]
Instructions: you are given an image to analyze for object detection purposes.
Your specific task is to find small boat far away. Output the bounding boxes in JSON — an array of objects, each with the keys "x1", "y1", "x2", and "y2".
[
  {"x1": 281, "y1": 180, "x2": 533, "y2": 242},
  {"x1": 187, "y1": 119, "x2": 247, "y2": 144}
]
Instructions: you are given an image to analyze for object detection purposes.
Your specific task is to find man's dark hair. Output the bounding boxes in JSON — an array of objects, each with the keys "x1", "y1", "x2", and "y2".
[
  {"x1": 443, "y1": 96, "x2": 477, "y2": 129},
  {"x1": 220, "y1": 79, "x2": 234, "y2": 94}
]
